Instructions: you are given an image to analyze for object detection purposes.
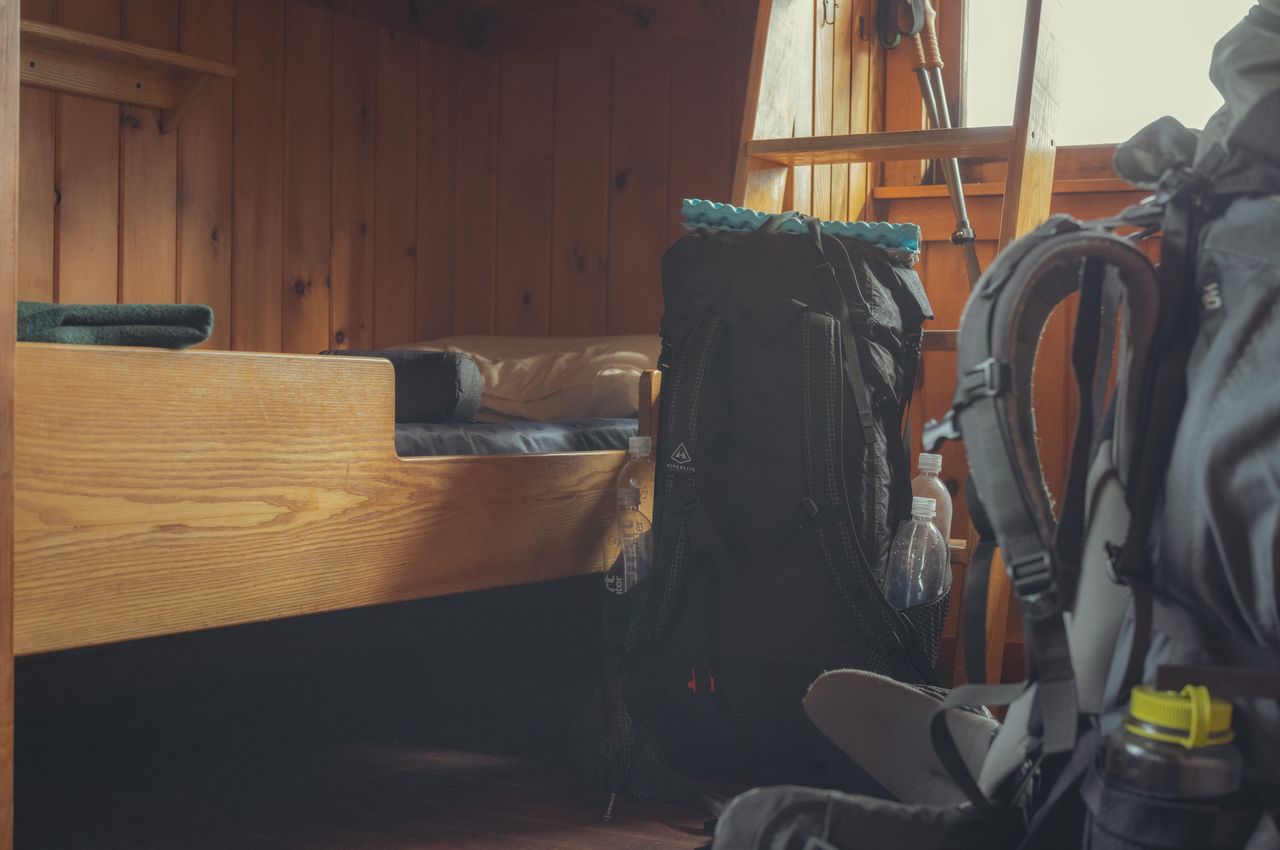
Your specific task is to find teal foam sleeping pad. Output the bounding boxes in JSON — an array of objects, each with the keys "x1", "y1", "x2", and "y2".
[{"x1": 17, "y1": 302, "x2": 214, "y2": 349}]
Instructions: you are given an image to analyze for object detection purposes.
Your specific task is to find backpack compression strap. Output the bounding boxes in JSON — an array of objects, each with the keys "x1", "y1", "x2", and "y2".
[{"x1": 923, "y1": 217, "x2": 1163, "y2": 805}]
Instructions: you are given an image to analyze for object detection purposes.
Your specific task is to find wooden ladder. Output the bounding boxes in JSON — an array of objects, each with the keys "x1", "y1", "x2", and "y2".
[
  {"x1": 730, "y1": 0, "x2": 1064, "y2": 683},
  {"x1": 732, "y1": 0, "x2": 1062, "y2": 262}
]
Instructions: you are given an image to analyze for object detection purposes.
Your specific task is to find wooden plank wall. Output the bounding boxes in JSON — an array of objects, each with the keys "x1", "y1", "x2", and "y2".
[{"x1": 16, "y1": 0, "x2": 758, "y2": 351}]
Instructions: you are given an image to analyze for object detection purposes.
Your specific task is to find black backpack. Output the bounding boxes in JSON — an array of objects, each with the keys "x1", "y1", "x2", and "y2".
[{"x1": 570, "y1": 212, "x2": 940, "y2": 808}]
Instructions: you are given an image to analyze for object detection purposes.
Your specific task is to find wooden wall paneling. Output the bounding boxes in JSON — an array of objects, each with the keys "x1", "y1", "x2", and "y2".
[
  {"x1": 372, "y1": 28, "x2": 419, "y2": 348},
  {"x1": 453, "y1": 52, "x2": 498, "y2": 334},
  {"x1": 548, "y1": 46, "x2": 609, "y2": 337},
  {"x1": 329, "y1": 16, "x2": 377, "y2": 350},
  {"x1": 606, "y1": 43, "x2": 670, "y2": 335},
  {"x1": 848, "y1": 0, "x2": 876, "y2": 220},
  {"x1": 54, "y1": 0, "x2": 121, "y2": 304},
  {"x1": 667, "y1": 38, "x2": 733, "y2": 244},
  {"x1": 415, "y1": 43, "x2": 459, "y2": 342},
  {"x1": 231, "y1": 0, "x2": 284, "y2": 352},
  {"x1": 178, "y1": 0, "x2": 234, "y2": 349},
  {"x1": 291, "y1": 0, "x2": 483, "y2": 53},
  {"x1": 493, "y1": 51, "x2": 554, "y2": 336},
  {"x1": 0, "y1": 1, "x2": 17, "y2": 838},
  {"x1": 281, "y1": 2, "x2": 332, "y2": 354},
  {"x1": 787, "y1": 7, "x2": 814, "y2": 215},
  {"x1": 812, "y1": 0, "x2": 833, "y2": 220},
  {"x1": 17, "y1": 0, "x2": 53, "y2": 303},
  {"x1": 829, "y1": 0, "x2": 853, "y2": 220},
  {"x1": 728, "y1": 26, "x2": 754, "y2": 190},
  {"x1": 862, "y1": 0, "x2": 887, "y2": 219},
  {"x1": 120, "y1": 0, "x2": 179, "y2": 305},
  {"x1": 880, "y1": 14, "x2": 925, "y2": 188},
  {"x1": 494, "y1": 0, "x2": 758, "y2": 54}
]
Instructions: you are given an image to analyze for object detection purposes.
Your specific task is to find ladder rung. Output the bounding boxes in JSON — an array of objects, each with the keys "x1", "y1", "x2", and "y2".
[
  {"x1": 746, "y1": 126, "x2": 1014, "y2": 166},
  {"x1": 922, "y1": 330, "x2": 957, "y2": 352}
]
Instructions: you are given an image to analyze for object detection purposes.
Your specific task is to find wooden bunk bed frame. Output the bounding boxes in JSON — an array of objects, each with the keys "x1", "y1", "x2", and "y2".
[{"x1": 14, "y1": 342, "x2": 660, "y2": 656}]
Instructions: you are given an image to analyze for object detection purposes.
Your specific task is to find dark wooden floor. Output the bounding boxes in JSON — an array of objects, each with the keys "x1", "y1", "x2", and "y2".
[
  {"x1": 13, "y1": 579, "x2": 722, "y2": 848},
  {"x1": 20, "y1": 740, "x2": 715, "y2": 849}
]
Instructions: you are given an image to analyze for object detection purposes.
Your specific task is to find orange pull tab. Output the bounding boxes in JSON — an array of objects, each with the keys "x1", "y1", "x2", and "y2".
[{"x1": 686, "y1": 668, "x2": 697, "y2": 693}]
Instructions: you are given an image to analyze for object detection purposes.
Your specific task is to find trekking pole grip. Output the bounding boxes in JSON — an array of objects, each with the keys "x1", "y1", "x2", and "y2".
[{"x1": 910, "y1": 0, "x2": 942, "y2": 70}]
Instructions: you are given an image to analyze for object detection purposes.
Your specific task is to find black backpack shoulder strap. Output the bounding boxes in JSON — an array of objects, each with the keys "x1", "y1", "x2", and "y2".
[
  {"x1": 650, "y1": 310, "x2": 729, "y2": 646},
  {"x1": 797, "y1": 291, "x2": 940, "y2": 686},
  {"x1": 930, "y1": 218, "x2": 1162, "y2": 760}
]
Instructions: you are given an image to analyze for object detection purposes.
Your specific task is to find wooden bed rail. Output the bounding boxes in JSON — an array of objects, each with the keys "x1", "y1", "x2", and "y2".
[{"x1": 14, "y1": 343, "x2": 630, "y2": 656}]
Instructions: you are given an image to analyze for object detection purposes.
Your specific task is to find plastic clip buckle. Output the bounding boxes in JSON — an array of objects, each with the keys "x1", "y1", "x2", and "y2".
[
  {"x1": 1008, "y1": 550, "x2": 1058, "y2": 620},
  {"x1": 922, "y1": 409, "x2": 960, "y2": 451},
  {"x1": 960, "y1": 357, "x2": 1011, "y2": 401}
]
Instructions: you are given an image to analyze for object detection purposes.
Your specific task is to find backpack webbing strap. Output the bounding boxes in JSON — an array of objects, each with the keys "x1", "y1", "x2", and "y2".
[
  {"x1": 962, "y1": 475, "x2": 996, "y2": 685},
  {"x1": 946, "y1": 222, "x2": 1161, "y2": 759},
  {"x1": 651, "y1": 313, "x2": 726, "y2": 643},
  {"x1": 928, "y1": 681, "x2": 1030, "y2": 817},
  {"x1": 1111, "y1": 195, "x2": 1199, "y2": 692},
  {"x1": 1054, "y1": 259, "x2": 1107, "y2": 605},
  {"x1": 809, "y1": 230, "x2": 879, "y2": 445},
  {"x1": 801, "y1": 308, "x2": 938, "y2": 686}
]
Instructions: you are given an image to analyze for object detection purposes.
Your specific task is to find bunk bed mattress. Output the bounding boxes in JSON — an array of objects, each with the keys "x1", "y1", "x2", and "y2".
[{"x1": 394, "y1": 417, "x2": 637, "y2": 457}]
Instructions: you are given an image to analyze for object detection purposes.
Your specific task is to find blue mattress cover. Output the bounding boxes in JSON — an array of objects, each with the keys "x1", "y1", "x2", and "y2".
[{"x1": 395, "y1": 417, "x2": 638, "y2": 457}]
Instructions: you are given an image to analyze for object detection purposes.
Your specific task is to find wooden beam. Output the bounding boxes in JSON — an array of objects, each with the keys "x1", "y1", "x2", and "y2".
[
  {"x1": 492, "y1": 0, "x2": 758, "y2": 53},
  {"x1": 638, "y1": 370, "x2": 662, "y2": 442},
  {"x1": 747, "y1": 125, "x2": 1013, "y2": 166},
  {"x1": 996, "y1": 0, "x2": 1062, "y2": 249},
  {"x1": 0, "y1": 0, "x2": 15, "y2": 841},
  {"x1": 290, "y1": 0, "x2": 489, "y2": 52}
]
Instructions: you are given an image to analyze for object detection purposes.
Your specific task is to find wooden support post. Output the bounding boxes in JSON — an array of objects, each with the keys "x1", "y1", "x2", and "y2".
[
  {"x1": 0, "y1": 0, "x2": 17, "y2": 842},
  {"x1": 996, "y1": 0, "x2": 1062, "y2": 249},
  {"x1": 638, "y1": 370, "x2": 662, "y2": 443}
]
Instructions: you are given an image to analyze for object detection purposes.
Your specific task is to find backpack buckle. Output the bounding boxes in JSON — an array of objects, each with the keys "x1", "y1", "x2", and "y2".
[
  {"x1": 922, "y1": 409, "x2": 960, "y2": 451},
  {"x1": 957, "y1": 357, "x2": 1011, "y2": 402},
  {"x1": 1008, "y1": 550, "x2": 1059, "y2": 620}
]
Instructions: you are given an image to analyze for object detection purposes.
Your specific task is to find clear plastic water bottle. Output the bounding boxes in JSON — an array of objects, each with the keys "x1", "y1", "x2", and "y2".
[
  {"x1": 883, "y1": 496, "x2": 951, "y2": 609},
  {"x1": 911, "y1": 452, "x2": 953, "y2": 543},
  {"x1": 616, "y1": 436, "x2": 655, "y2": 521},
  {"x1": 604, "y1": 487, "x2": 653, "y2": 595}
]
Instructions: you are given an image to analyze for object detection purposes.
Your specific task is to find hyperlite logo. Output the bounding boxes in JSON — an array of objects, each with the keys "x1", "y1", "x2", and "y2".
[{"x1": 669, "y1": 442, "x2": 695, "y2": 473}]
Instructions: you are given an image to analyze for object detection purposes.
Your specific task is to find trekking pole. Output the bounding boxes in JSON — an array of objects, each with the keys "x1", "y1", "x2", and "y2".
[{"x1": 909, "y1": 1, "x2": 983, "y2": 287}]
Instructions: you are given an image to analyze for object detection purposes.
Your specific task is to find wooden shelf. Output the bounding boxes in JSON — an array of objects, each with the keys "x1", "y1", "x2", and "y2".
[
  {"x1": 19, "y1": 19, "x2": 236, "y2": 133},
  {"x1": 746, "y1": 126, "x2": 1015, "y2": 167}
]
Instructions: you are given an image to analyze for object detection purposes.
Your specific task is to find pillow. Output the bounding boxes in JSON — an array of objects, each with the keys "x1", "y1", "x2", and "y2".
[
  {"x1": 394, "y1": 335, "x2": 661, "y2": 421},
  {"x1": 321, "y1": 349, "x2": 483, "y2": 423}
]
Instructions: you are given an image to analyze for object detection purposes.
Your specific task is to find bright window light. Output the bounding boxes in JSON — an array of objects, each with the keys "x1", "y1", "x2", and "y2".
[{"x1": 965, "y1": 0, "x2": 1256, "y2": 144}]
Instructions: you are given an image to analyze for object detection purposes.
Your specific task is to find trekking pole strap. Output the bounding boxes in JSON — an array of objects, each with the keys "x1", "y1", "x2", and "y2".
[{"x1": 929, "y1": 681, "x2": 1029, "y2": 817}]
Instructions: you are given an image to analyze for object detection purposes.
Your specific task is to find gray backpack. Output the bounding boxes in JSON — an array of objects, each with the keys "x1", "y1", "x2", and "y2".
[{"x1": 711, "y1": 4, "x2": 1280, "y2": 847}]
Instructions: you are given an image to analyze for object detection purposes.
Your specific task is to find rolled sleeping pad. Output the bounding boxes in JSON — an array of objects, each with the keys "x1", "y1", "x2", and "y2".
[{"x1": 321, "y1": 348, "x2": 483, "y2": 423}]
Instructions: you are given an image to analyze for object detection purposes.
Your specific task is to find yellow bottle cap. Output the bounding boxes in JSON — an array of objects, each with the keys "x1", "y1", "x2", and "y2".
[{"x1": 1125, "y1": 685, "x2": 1234, "y2": 749}]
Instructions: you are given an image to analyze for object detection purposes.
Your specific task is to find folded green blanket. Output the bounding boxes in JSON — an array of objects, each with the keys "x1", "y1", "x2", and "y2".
[{"x1": 17, "y1": 302, "x2": 214, "y2": 348}]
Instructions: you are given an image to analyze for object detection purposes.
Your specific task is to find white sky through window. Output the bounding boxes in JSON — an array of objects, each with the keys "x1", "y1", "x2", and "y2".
[{"x1": 965, "y1": 0, "x2": 1257, "y2": 144}]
